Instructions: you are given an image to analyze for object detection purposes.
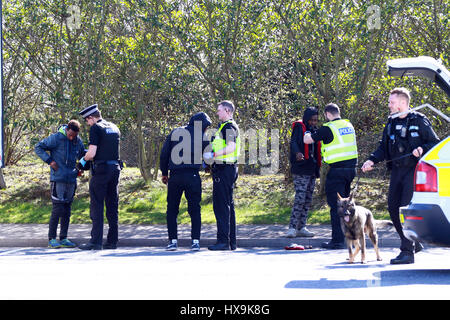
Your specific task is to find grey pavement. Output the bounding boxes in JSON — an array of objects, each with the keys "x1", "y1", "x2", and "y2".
[{"x1": 0, "y1": 220, "x2": 401, "y2": 248}]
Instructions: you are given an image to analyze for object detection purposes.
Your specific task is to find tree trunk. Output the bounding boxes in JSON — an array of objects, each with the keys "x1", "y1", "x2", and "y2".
[
  {"x1": 152, "y1": 139, "x2": 163, "y2": 181},
  {"x1": 136, "y1": 130, "x2": 152, "y2": 182},
  {"x1": 318, "y1": 163, "x2": 329, "y2": 196},
  {"x1": 0, "y1": 168, "x2": 7, "y2": 189}
]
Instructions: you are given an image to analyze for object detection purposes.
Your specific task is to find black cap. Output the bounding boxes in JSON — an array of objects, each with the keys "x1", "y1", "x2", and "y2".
[{"x1": 79, "y1": 104, "x2": 99, "y2": 119}]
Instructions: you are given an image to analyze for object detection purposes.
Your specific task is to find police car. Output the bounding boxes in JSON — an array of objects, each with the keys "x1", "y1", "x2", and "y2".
[{"x1": 387, "y1": 56, "x2": 450, "y2": 247}]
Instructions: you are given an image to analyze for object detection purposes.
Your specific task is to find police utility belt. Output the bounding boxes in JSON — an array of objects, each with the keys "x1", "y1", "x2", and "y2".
[
  {"x1": 211, "y1": 162, "x2": 236, "y2": 173},
  {"x1": 92, "y1": 159, "x2": 124, "y2": 169}
]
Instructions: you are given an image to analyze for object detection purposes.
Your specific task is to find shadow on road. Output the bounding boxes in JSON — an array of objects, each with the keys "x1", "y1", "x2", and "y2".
[{"x1": 285, "y1": 269, "x2": 450, "y2": 289}]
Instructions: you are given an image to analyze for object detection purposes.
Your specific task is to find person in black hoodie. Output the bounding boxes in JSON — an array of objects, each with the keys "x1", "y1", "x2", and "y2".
[
  {"x1": 160, "y1": 112, "x2": 212, "y2": 251},
  {"x1": 287, "y1": 107, "x2": 321, "y2": 238}
]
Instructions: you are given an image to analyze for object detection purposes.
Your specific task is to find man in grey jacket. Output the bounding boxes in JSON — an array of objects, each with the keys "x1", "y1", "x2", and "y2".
[{"x1": 35, "y1": 120, "x2": 86, "y2": 248}]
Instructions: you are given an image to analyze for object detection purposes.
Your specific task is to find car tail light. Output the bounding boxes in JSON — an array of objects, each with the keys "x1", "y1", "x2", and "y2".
[{"x1": 414, "y1": 161, "x2": 437, "y2": 192}]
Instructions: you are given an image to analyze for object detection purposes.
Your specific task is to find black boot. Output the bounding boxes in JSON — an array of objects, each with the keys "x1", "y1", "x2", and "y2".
[
  {"x1": 390, "y1": 251, "x2": 414, "y2": 264},
  {"x1": 79, "y1": 242, "x2": 102, "y2": 250},
  {"x1": 208, "y1": 242, "x2": 230, "y2": 251}
]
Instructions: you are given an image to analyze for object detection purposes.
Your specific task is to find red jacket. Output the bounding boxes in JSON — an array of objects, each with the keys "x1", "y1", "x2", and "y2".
[{"x1": 291, "y1": 120, "x2": 321, "y2": 167}]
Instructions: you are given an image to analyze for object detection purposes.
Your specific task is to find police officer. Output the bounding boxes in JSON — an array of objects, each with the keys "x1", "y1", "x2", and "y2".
[
  {"x1": 78, "y1": 104, "x2": 121, "y2": 250},
  {"x1": 160, "y1": 112, "x2": 212, "y2": 251},
  {"x1": 304, "y1": 103, "x2": 358, "y2": 249},
  {"x1": 362, "y1": 88, "x2": 439, "y2": 264},
  {"x1": 204, "y1": 101, "x2": 240, "y2": 251}
]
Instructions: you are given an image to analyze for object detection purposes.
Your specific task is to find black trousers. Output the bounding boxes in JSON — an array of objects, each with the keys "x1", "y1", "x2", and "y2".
[
  {"x1": 212, "y1": 165, "x2": 238, "y2": 245},
  {"x1": 388, "y1": 166, "x2": 415, "y2": 253},
  {"x1": 49, "y1": 182, "x2": 76, "y2": 240},
  {"x1": 89, "y1": 164, "x2": 121, "y2": 246},
  {"x1": 325, "y1": 167, "x2": 356, "y2": 244},
  {"x1": 166, "y1": 170, "x2": 202, "y2": 240}
]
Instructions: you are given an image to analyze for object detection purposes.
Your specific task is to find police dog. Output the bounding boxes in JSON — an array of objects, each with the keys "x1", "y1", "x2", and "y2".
[{"x1": 337, "y1": 193, "x2": 382, "y2": 264}]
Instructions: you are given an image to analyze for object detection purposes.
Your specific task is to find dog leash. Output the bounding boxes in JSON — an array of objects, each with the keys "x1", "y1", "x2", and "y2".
[
  {"x1": 351, "y1": 168, "x2": 363, "y2": 196},
  {"x1": 384, "y1": 152, "x2": 414, "y2": 164},
  {"x1": 351, "y1": 152, "x2": 416, "y2": 196}
]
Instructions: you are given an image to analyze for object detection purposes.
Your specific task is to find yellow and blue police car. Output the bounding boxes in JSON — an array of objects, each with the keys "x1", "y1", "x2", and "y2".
[{"x1": 387, "y1": 56, "x2": 450, "y2": 246}]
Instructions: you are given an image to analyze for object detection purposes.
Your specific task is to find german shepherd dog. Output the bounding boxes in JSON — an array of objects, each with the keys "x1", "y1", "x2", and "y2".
[{"x1": 337, "y1": 193, "x2": 382, "y2": 264}]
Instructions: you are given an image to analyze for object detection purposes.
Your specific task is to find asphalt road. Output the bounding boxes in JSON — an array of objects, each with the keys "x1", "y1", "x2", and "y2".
[{"x1": 0, "y1": 246, "x2": 449, "y2": 300}]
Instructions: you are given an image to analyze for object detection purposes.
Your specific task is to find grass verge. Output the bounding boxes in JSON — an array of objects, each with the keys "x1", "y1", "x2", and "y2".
[{"x1": 0, "y1": 160, "x2": 390, "y2": 224}]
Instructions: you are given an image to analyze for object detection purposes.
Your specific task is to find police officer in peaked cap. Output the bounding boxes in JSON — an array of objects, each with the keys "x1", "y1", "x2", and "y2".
[{"x1": 78, "y1": 104, "x2": 122, "y2": 250}]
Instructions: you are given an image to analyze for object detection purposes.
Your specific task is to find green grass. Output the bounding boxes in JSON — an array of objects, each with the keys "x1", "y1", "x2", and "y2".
[{"x1": 0, "y1": 159, "x2": 390, "y2": 224}]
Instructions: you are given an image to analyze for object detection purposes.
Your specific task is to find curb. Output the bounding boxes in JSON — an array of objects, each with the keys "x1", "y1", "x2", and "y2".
[
  {"x1": 0, "y1": 237, "x2": 401, "y2": 248},
  {"x1": 0, "y1": 223, "x2": 401, "y2": 248}
]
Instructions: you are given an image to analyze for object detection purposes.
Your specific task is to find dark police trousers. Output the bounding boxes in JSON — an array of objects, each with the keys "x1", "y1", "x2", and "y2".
[
  {"x1": 388, "y1": 166, "x2": 415, "y2": 253},
  {"x1": 49, "y1": 182, "x2": 76, "y2": 240},
  {"x1": 325, "y1": 167, "x2": 356, "y2": 244},
  {"x1": 89, "y1": 163, "x2": 121, "y2": 246},
  {"x1": 212, "y1": 164, "x2": 238, "y2": 245},
  {"x1": 166, "y1": 170, "x2": 202, "y2": 240}
]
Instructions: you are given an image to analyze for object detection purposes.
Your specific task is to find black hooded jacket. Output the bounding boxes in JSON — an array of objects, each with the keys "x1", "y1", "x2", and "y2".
[
  {"x1": 290, "y1": 107, "x2": 321, "y2": 177},
  {"x1": 160, "y1": 112, "x2": 212, "y2": 176}
]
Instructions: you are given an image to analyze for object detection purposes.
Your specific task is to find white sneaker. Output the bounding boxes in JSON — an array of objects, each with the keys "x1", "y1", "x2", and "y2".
[
  {"x1": 286, "y1": 228, "x2": 296, "y2": 238},
  {"x1": 166, "y1": 239, "x2": 178, "y2": 251},
  {"x1": 191, "y1": 239, "x2": 200, "y2": 251},
  {"x1": 297, "y1": 227, "x2": 315, "y2": 237}
]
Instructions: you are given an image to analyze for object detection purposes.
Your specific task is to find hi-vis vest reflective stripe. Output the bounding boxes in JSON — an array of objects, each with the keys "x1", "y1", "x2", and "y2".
[
  {"x1": 212, "y1": 120, "x2": 241, "y2": 163},
  {"x1": 322, "y1": 119, "x2": 358, "y2": 164}
]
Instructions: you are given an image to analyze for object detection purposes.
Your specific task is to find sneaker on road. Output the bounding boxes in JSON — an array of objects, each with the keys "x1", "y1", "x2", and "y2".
[
  {"x1": 297, "y1": 227, "x2": 315, "y2": 237},
  {"x1": 286, "y1": 228, "x2": 296, "y2": 238},
  {"x1": 166, "y1": 239, "x2": 178, "y2": 251},
  {"x1": 48, "y1": 239, "x2": 61, "y2": 249},
  {"x1": 59, "y1": 238, "x2": 76, "y2": 248},
  {"x1": 191, "y1": 239, "x2": 200, "y2": 251}
]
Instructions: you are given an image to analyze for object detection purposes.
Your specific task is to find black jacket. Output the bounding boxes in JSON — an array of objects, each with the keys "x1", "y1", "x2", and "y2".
[
  {"x1": 160, "y1": 112, "x2": 212, "y2": 176},
  {"x1": 290, "y1": 107, "x2": 321, "y2": 177},
  {"x1": 368, "y1": 111, "x2": 440, "y2": 169}
]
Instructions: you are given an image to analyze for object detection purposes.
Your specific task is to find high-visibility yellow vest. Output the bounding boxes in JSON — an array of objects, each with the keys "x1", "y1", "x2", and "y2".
[
  {"x1": 212, "y1": 120, "x2": 241, "y2": 163},
  {"x1": 321, "y1": 119, "x2": 358, "y2": 164}
]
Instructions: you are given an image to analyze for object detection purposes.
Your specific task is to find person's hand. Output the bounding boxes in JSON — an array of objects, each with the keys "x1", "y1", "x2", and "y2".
[
  {"x1": 361, "y1": 160, "x2": 374, "y2": 173},
  {"x1": 50, "y1": 161, "x2": 59, "y2": 171},
  {"x1": 412, "y1": 146, "x2": 423, "y2": 158},
  {"x1": 162, "y1": 176, "x2": 168, "y2": 185},
  {"x1": 303, "y1": 132, "x2": 314, "y2": 144},
  {"x1": 296, "y1": 152, "x2": 304, "y2": 161},
  {"x1": 203, "y1": 152, "x2": 214, "y2": 160}
]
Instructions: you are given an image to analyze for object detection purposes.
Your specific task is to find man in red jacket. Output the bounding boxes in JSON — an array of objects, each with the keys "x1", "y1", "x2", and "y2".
[{"x1": 287, "y1": 107, "x2": 321, "y2": 238}]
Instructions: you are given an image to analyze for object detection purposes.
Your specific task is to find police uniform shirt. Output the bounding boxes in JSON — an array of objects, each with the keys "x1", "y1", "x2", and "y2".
[
  {"x1": 369, "y1": 112, "x2": 440, "y2": 167},
  {"x1": 218, "y1": 121, "x2": 238, "y2": 144},
  {"x1": 311, "y1": 119, "x2": 357, "y2": 168},
  {"x1": 89, "y1": 119, "x2": 120, "y2": 161},
  {"x1": 211, "y1": 120, "x2": 239, "y2": 166}
]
